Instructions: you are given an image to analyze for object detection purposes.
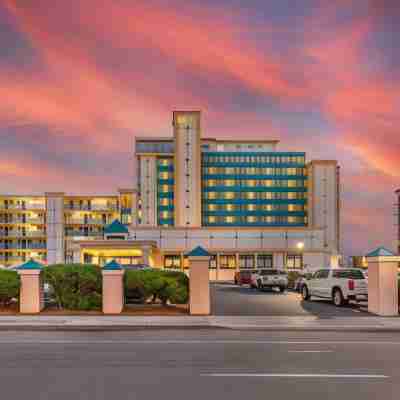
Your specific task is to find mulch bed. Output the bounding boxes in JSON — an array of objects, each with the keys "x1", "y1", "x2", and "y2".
[
  {"x1": 0, "y1": 304, "x2": 19, "y2": 315},
  {"x1": 122, "y1": 304, "x2": 189, "y2": 315},
  {"x1": 0, "y1": 304, "x2": 189, "y2": 316}
]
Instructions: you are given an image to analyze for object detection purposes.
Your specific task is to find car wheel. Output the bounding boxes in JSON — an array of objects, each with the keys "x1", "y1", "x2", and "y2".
[
  {"x1": 302, "y1": 285, "x2": 310, "y2": 300},
  {"x1": 333, "y1": 288, "x2": 347, "y2": 307},
  {"x1": 279, "y1": 286, "x2": 286, "y2": 293}
]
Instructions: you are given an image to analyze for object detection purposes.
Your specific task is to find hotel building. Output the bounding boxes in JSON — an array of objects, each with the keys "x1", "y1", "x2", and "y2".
[
  {"x1": 0, "y1": 111, "x2": 341, "y2": 279},
  {"x1": 396, "y1": 189, "x2": 400, "y2": 254}
]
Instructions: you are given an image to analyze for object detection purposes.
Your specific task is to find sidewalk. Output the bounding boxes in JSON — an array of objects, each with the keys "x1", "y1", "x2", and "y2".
[{"x1": 0, "y1": 315, "x2": 399, "y2": 332}]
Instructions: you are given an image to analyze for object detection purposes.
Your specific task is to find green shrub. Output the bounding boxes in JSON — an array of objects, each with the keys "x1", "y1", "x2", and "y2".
[
  {"x1": 124, "y1": 269, "x2": 189, "y2": 305},
  {"x1": 43, "y1": 264, "x2": 102, "y2": 310},
  {"x1": 287, "y1": 271, "x2": 301, "y2": 289},
  {"x1": 0, "y1": 270, "x2": 20, "y2": 307}
]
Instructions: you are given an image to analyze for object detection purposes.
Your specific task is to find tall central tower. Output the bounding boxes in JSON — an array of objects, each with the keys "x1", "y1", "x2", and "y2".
[{"x1": 173, "y1": 111, "x2": 202, "y2": 227}]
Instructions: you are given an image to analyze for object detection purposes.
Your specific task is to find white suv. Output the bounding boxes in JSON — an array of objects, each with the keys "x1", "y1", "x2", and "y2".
[
  {"x1": 254, "y1": 269, "x2": 288, "y2": 292},
  {"x1": 301, "y1": 268, "x2": 368, "y2": 306}
]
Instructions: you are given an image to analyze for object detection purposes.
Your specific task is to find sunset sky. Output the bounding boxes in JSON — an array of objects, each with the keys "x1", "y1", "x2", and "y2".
[{"x1": 0, "y1": 0, "x2": 398, "y2": 257}]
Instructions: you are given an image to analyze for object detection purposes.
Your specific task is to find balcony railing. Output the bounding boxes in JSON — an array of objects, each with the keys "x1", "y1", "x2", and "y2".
[
  {"x1": 65, "y1": 231, "x2": 103, "y2": 237},
  {"x1": 65, "y1": 219, "x2": 107, "y2": 225},
  {"x1": 64, "y1": 205, "x2": 118, "y2": 211},
  {"x1": 0, "y1": 231, "x2": 46, "y2": 237},
  {"x1": 0, "y1": 204, "x2": 45, "y2": 210},
  {"x1": 0, "y1": 257, "x2": 26, "y2": 264},
  {"x1": 0, "y1": 243, "x2": 46, "y2": 250},
  {"x1": 0, "y1": 218, "x2": 45, "y2": 224}
]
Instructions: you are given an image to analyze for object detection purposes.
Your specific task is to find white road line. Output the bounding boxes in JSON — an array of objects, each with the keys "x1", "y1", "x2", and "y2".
[
  {"x1": 0, "y1": 339, "x2": 398, "y2": 345},
  {"x1": 203, "y1": 373, "x2": 389, "y2": 379},
  {"x1": 0, "y1": 340, "x2": 399, "y2": 345},
  {"x1": 288, "y1": 350, "x2": 333, "y2": 353}
]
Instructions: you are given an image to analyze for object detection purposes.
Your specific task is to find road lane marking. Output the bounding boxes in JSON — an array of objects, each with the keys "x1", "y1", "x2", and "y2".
[
  {"x1": 288, "y1": 350, "x2": 333, "y2": 353},
  {"x1": 0, "y1": 340, "x2": 399, "y2": 345},
  {"x1": 203, "y1": 373, "x2": 389, "y2": 379}
]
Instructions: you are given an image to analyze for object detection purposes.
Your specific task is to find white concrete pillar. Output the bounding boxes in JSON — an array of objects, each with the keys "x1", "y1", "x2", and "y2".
[
  {"x1": 141, "y1": 246, "x2": 151, "y2": 266},
  {"x1": 273, "y1": 253, "x2": 285, "y2": 270},
  {"x1": 366, "y1": 251, "x2": 399, "y2": 316},
  {"x1": 102, "y1": 268, "x2": 125, "y2": 315},
  {"x1": 173, "y1": 111, "x2": 202, "y2": 227},
  {"x1": 45, "y1": 192, "x2": 65, "y2": 265},
  {"x1": 18, "y1": 269, "x2": 44, "y2": 314},
  {"x1": 188, "y1": 247, "x2": 211, "y2": 315}
]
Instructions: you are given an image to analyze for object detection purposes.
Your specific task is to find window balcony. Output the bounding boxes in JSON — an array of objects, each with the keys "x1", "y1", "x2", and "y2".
[{"x1": 0, "y1": 230, "x2": 46, "y2": 237}]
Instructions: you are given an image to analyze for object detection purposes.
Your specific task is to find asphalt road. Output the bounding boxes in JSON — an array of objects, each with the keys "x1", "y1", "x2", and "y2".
[
  {"x1": 211, "y1": 283, "x2": 369, "y2": 316},
  {"x1": 0, "y1": 330, "x2": 399, "y2": 400}
]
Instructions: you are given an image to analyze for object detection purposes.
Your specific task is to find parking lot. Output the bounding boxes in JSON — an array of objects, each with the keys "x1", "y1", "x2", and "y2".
[{"x1": 211, "y1": 283, "x2": 369, "y2": 317}]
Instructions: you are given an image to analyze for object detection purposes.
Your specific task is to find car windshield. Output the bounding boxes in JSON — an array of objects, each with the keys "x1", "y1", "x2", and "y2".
[
  {"x1": 260, "y1": 269, "x2": 278, "y2": 276},
  {"x1": 332, "y1": 270, "x2": 365, "y2": 279}
]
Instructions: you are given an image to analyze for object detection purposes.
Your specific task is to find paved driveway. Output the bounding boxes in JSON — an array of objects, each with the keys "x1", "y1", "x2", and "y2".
[{"x1": 211, "y1": 283, "x2": 368, "y2": 317}]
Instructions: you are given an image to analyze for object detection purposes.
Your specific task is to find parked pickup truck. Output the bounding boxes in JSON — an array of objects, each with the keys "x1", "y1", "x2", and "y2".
[
  {"x1": 301, "y1": 268, "x2": 368, "y2": 307},
  {"x1": 253, "y1": 269, "x2": 288, "y2": 292}
]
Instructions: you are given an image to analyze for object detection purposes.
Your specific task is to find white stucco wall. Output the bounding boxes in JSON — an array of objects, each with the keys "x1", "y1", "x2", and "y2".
[{"x1": 46, "y1": 193, "x2": 65, "y2": 264}]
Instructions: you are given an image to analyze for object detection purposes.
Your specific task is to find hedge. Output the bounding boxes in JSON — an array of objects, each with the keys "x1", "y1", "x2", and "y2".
[
  {"x1": 287, "y1": 271, "x2": 302, "y2": 289},
  {"x1": 125, "y1": 269, "x2": 189, "y2": 305},
  {"x1": 0, "y1": 269, "x2": 20, "y2": 307},
  {"x1": 43, "y1": 264, "x2": 102, "y2": 310}
]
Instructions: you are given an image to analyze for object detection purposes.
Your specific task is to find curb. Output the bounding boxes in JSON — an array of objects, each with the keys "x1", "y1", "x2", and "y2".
[{"x1": 1, "y1": 324, "x2": 400, "y2": 332}]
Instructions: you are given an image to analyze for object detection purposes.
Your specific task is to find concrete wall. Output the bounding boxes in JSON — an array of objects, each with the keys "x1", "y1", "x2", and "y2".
[
  {"x1": 139, "y1": 156, "x2": 157, "y2": 226},
  {"x1": 173, "y1": 111, "x2": 202, "y2": 228},
  {"x1": 129, "y1": 226, "x2": 328, "y2": 254},
  {"x1": 46, "y1": 193, "x2": 65, "y2": 264},
  {"x1": 308, "y1": 161, "x2": 340, "y2": 255}
]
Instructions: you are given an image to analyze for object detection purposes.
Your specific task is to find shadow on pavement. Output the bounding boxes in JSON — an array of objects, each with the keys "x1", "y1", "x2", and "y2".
[
  {"x1": 299, "y1": 297, "x2": 369, "y2": 318},
  {"x1": 214, "y1": 284, "x2": 288, "y2": 296}
]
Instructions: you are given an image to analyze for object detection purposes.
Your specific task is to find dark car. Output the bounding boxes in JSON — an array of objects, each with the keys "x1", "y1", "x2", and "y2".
[{"x1": 234, "y1": 270, "x2": 258, "y2": 286}]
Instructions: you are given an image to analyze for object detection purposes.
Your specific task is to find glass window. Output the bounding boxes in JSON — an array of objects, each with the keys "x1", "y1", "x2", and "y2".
[
  {"x1": 332, "y1": 270, "x2": 364, "y2": 279},
  {"x1": 286, "y1": 254, "x2": 303, "y2": 269},
  {"x1": 164, "y1": 255, "x2": 181, "y2": 269},
  {"x1": 239, "y1": 254, "x2": 255, "y2": 269},
  {"x1": 225, "y1": 204, "x2": 235, "y2": 212},
  {"x1": 246, "y1": 192, "x2": 256, "y2": 199},
  {"x1": 219, "y1": 254, "x2": 236, "y2": 269},
  {"x1": 257, "y1": 254, "x2": 273, "y2": 268}
]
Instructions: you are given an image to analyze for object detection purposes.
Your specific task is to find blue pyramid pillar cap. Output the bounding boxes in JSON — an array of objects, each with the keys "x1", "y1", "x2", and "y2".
[
  {"x1": 103, "y1": 260, "x2": 123, "y2": 270},
  {"x1": 104, "y1": 219, "x2": 129, "y2": 235},
  {"x1": 365, "y1": 247, "x2": 395, "y2": 258},
  {"x1": 186, "y1": 246, "x2": 212, "y2": 257},
  {"x1": 17, "y1": 259, "x2": 44, "y2": 270}
]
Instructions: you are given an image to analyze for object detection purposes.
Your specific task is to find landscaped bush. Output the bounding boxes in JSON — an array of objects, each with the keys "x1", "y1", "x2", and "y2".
[
  {"x1": 0, "y1": 270, "x2": 20, "y2": 307},
  {"x1": 124, "y1": 269, "x2": 189, "y2": 305},
  {"x1": 43, "y1": 264, "x2": 102, "y2": 310},
  {"x1": 287, "y1": 271, "x2": 302, "y2": 289}
]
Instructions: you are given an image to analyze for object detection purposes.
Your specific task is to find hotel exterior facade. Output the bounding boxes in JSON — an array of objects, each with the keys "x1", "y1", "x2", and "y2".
[
  {"x1": 0, "y1": 111, "x2": 341, "y2": 279},
  {"x1": 396, "y1": 189, "x2": 400, "y2": 255}
]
